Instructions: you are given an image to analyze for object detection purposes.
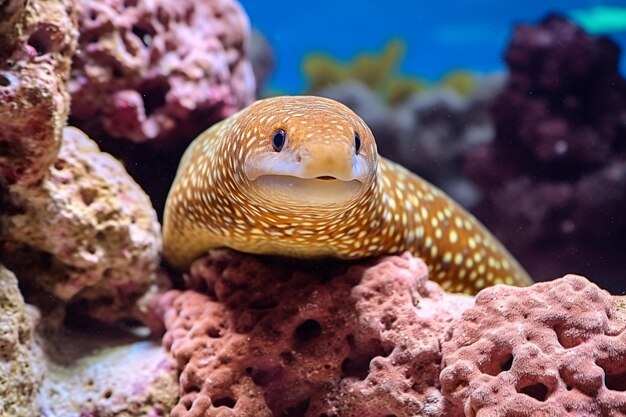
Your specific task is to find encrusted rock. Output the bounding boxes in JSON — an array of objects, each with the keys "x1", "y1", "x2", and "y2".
[
  {"x1": 440, "y1": 275, "x2": 626, "y2": 416},
  {"x1": 0, "y1": 0, "x2": 78, "y2": 185},
  {"x1": 69, "y1": 0, "x2": 256, "y2": 147},
  {"x1": 159, "y1": 250, "x2": 473, "y2": 417},
  {"x1": 0, "y1": 127, "x2": 161, "y2": 322},
  {"x1": 462, "y1": 16, "x2": 626, "y2": 292},
  {"x1": 0, "y1": 264, "x2": 44, "y2": 417},
  {"x1": 41, "y1": 339, "x2": 178, "y2": 417}
]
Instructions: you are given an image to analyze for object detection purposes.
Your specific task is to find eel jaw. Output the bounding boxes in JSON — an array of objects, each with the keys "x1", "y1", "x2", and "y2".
[{"x1": 254, "y1": 174, "x2": 364, "y2": 205}]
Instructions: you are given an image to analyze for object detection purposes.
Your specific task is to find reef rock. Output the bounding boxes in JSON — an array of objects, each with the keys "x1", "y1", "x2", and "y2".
[
  {"x1": 440, "y1": 275, "x2": 626, "y2": 416},
  {"x1": 69, "y1": 0, "x2": 256, "y2": 147},
  {"x1": 0, "y1": 127, "x2": 161, "y2": 323},
  {"x1": 0, "y1": 0, "x2": 79, "y2": 185},
  {"x1": 463, "y1": 15, "x2": 626, "y2": 292},
  {"x1": 41, "y1": 337, "x2": 178, "y2": 417},
  {"x1": 0, "y1": 264, "x2": 44, "y2": 417},
  {"x1": 159, "y1": 250, "x2": 473, "y2": 417}
]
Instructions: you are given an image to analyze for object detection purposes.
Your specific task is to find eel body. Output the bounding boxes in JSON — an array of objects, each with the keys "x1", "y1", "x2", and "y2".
[{"x1": 163, "y1": 96, "x2": 532, "y2": 294}]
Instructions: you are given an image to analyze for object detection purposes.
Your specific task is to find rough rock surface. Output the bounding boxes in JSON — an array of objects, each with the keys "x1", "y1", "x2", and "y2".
[
  {"x1": 0, "y1": 127, "x2": 161, "y2": 323},
  {"x1": 41, "y1": 337, "x2": 178, "y2": 417},
  {"x1": 440, "y1": 275, "x2": 626, "y2": 416},
  {"x1": 462, "y1": 15, "x2": 626, "y2": 292},
  {"x1": 69, "y1": 0, "x2": 256, "y2": 147},
  {"x1": 0, "y1": 264, "x2": 44, "y2": 417},
  {"x1": 0, "y1": 0, "x2": 79, "y2": 185},
  {"x1": 159, "y1": 250, "x2": 473, "y2": 417}
]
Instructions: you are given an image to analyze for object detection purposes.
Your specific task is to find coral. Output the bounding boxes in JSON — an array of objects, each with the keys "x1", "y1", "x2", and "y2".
[
  {"x1": 440, "y1": 275, "x2": 626, "y2": 416},
  {"x1": 0, "y1": 127, "x2": 161, "y2": 323},
  {"x1": 303, "y1": 39, "x2": 428, "y2": 105},
  {"x1": 41, "y1": 336, "x2": 178, "y2": 417},
  {"x1": 462, "y1": 15, "x2": 626, "y2": 293},
  {"x1": 302, "y1": 40, "x2": 480, "y2": 106},
  {"x1": 159, "y1": 250, "x2": 473, "y2": 417},
  {"x1": 0, "y1": 0, "x2": 78, "y2": 185},
  {"x1": 0, "y1": 264, "x2": 44, "y2": 417},
  {"x1": 69, "y1": 0, "x2": 256, "y2": 147}
]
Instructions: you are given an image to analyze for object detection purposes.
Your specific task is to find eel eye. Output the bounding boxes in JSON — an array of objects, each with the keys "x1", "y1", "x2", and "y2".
[
  {"x1": 354, "y1": 132, "x2": 361, "y2": 154},
  {"x1": 272, "y1": 129, "x2": 286, "y2": 152}
]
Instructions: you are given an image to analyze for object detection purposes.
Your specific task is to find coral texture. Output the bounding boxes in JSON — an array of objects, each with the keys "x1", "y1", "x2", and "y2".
[
  {"x1": 0, "y1": 0, "x2": 78, "y2": 185},
  {"x1": 69, "y1": 0, "x2": 256, "y2": 147},
  {"x1": 41, "y1": 339, "x2": 178, "y2": 417},
  {"x1": 0, "y1": 127, "x2": 161, "y2": 322},
  {"x1": 440, "y1": 275, "x2": 626, "y2": 416},
  {"x1": 0, "y1": 264, "x2": 44, "y2": 417},
  {"x1": 463, "y1": 15, "x2": 626, "y2": 292},
  {"x1": 160, "y1": 250, "x2": 473, "y2": 417}
]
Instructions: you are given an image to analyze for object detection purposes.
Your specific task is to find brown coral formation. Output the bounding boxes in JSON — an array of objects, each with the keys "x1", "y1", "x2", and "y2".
[
  {"x1": 159, "y1": 250, "x2": 473, "y2": 417},
  {"x1": 0, "y1": 0, "x2": 78, "y2": 185},
  {"x1": 0, "y1": 127, "x2": 161, "y2": 322},
  {"x1": 0, "y1": 264, "x2": 44, "y2": 417},
  {"x1": 69, "y1": 0, "x2": 256, "y2": 147},
  {"x1": 440, "y1": 275, "x2": 626, "y2": 416}
]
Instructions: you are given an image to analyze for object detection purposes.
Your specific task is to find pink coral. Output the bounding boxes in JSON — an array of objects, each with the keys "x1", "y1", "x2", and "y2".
[
  {"x1": 159, "y1": 250, "x2": 473, "y2": 417},
  {"x1": 0, "y1": 0, "x2": 78, "y2": 185},
  {"x1": 440, "y1": 275, "x2": 626, "y2": 416},
  {"x1": 69, "y1": 0, "x2": 255, "y2": 147}
]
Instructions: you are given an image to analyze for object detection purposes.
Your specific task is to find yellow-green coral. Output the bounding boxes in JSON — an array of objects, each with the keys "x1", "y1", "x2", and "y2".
[{"x1": 302, "y1": 40, "x2": 478, "y2": 105}]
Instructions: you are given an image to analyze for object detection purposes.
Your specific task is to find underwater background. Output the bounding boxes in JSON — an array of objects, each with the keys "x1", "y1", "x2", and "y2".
[
  {"x1": 2, "y1": 0, "x2": 626, "y2": 415},
  {"x1": 241, "y1": 0, "x2": 626, "y2": 94}
]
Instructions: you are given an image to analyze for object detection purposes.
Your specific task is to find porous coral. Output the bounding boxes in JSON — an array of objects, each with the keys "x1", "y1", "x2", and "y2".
[
  {"x1": 159, "y1": 250, "x2": 473, "y2": 417},
  {"x1": 0, "y1": 264, "x2": 44, "y2": 417},
  {"x1": 0, "y1": 0, "x2": 78, "y2": 185},
  {"x1": 0, "y1": 127, "x2": 161, "y2": 323},
  {"x1": 440, "y1": 275, "x2": 626, "y2": 416},
  {"x1": 69, "y1": 0, "x2": 256, "y2": 147},
  {"x1": 462, "y1": 15, "x2": 626, "y2": 293}
]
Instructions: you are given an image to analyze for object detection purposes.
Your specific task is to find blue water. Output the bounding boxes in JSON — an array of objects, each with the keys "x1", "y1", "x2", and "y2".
[{"x1": 241, "y1": 0, "x2": 626, "y2": 94}]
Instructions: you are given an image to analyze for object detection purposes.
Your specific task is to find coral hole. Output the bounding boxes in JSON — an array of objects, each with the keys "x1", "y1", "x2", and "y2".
[
  {"x1": 0, "y1": 74, "x2": 10, "y2": 87},
  {"x1": 554, "y1": 325, "x2": 583, "y2": 349},
  {"x1": 139, "y1": 79, "x2": 170, "y2": 116},
  {"x1": 27, "y1": 26, "x2": 55, "y2": 56},
  {"x1": 294, "y1": 319, "x2": 322, "y2": 344},
  {"x1": 605, "y1": 370, "x2": 626, "y2": 391},
  {"x1": 80, "y1": 188, "x2": 98, "y2": 206},
  {"x1": 341, "y1": 338, "x2": 389, "y2": 380},
  {"x1": 518, "y1": 382, "x2": 549, "y2": 401},
  {"x1": 212, "y1": 396, "x2": 237, "y2": 408},
  {"x1": 482, "y1": 354, "x2": 514, "y2": 376}
]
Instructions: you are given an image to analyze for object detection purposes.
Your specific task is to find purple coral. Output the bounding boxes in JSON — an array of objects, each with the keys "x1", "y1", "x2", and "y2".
[
  {"x1": 159, "y1": 250, "x2": 473, "y2": 417},
  {"x1": 463, "y1": 15, "x2": 626, "y2": 292}
]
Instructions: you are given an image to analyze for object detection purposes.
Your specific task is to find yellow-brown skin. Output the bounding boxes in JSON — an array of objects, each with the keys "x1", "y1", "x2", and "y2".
[{"x1": 163, "y1": 96, "x2": 533, "y2": 294}]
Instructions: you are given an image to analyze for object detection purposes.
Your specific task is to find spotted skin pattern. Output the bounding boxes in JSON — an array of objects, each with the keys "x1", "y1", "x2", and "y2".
[{"x1": 163, "y1": 96, "x2": 532, "y2": 294}]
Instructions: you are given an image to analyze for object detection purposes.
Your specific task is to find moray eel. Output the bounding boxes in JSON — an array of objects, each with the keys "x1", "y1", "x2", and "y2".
[{"x1": 163, "y1": 96, "x2": 532, "y2": 294}]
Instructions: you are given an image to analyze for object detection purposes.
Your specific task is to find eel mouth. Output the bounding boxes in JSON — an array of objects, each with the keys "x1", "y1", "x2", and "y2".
[{"x1": 255, "y1": 175, "x2": 363, "y2": 204}]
